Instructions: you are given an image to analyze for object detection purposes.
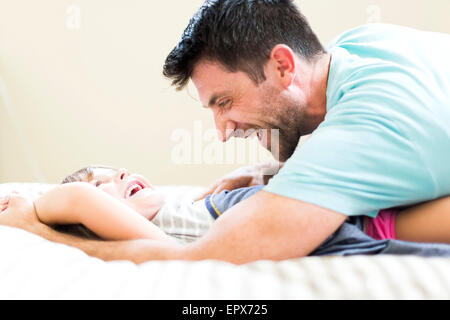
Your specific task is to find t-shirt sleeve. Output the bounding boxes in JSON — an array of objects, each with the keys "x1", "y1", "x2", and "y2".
[
  {"x1": 205, "y1": 185, "x2": 265, "y2": 219},
  {"x1": 264, "y1": 101, "x2": 435, "y2": 218}
]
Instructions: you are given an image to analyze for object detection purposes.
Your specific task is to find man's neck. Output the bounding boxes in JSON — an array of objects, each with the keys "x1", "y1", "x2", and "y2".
[{"x1": 303, "y1": 53, "x2": 331, "y2": 134}]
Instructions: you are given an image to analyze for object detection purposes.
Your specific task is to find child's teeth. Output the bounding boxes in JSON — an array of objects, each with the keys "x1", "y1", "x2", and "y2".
[{"x1": 127, "y1": 184, "x2": 144, "y2": 198}]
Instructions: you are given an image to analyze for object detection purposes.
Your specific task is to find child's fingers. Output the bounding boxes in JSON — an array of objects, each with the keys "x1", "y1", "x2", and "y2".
[
  {"x1": 1, "y1": 196, "x2": 10, "y2": 213},
  {"x1": 0, "y1": 192, "x2": 26, "y2": 209},
  {"x1": 0, "y1": 196, "x2": 10, "y2": 204}
]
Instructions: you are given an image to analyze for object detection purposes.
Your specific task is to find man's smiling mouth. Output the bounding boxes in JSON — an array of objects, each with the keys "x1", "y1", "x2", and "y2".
[{"x1": 256, "y1": 129, "x2": 263, "y2": 141}]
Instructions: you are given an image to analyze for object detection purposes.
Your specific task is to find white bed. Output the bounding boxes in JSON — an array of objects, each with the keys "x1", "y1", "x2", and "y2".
[{"x1": 1, "y1": 183, "x2": 450, "y2": 299}]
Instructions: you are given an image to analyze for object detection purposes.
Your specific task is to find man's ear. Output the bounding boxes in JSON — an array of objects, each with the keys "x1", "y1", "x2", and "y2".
[{"x1": 268, "y1": 44, "x2": 297, "y2": 88}]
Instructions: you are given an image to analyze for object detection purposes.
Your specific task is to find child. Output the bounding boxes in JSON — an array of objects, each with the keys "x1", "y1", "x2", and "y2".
[{"x1": 2, "y1": 165, "x2": 450, "y2": 244}]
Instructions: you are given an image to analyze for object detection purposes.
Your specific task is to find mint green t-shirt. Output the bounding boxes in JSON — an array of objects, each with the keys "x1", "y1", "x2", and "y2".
[{"x1": 265, "y1": 24, "x2": 450, "y2": 217}]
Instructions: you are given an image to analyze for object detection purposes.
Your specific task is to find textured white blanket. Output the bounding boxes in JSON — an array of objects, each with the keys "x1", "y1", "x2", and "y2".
[{"x1": 1, "y1": 183, "x2": 450, "y2": 299}]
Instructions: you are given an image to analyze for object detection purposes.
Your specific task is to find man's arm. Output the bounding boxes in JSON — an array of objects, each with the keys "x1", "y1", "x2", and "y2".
[
  {"x1": 185, "y1": 190, "x2": 346, "y2": 264},
  {"x1": 3, "y1": 190, "x2": 345, "y2": 265}
]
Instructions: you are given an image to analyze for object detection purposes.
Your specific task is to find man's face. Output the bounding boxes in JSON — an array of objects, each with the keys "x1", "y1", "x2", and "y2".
[{"x1": 191, "y1": 60, "x2": 306, "y2": 162}]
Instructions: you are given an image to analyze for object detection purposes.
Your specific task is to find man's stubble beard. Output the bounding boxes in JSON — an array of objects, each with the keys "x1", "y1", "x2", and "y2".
[{"x1": 259, "y1": 87, "x2": 307, "y2": 162}]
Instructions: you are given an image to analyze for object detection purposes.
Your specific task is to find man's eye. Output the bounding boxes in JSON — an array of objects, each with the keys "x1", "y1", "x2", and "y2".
[{"x1": 219, "y1": 100, "x2": 231, "y2": 108}]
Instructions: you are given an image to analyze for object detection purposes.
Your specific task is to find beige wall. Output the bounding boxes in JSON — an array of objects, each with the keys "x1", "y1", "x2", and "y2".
[{"x1": 1, "y1": 0, "x2": 449, "y2": 185}]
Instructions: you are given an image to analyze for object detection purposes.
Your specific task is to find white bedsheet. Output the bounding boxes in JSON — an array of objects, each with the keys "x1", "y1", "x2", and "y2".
[{"x1": 1, "y1": 183, "x2": 450, "y2": 299}]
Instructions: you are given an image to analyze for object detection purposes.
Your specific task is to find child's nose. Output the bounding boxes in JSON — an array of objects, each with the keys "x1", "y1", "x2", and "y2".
[{"x1": 115, "y1": 168, "x2": 129, "y2": 182}]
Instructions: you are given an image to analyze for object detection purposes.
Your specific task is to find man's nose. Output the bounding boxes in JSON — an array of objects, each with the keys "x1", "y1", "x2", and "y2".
[
  {"x1": 214, "y1": 114, "x2": 236, "y2": 142},
  {"x1": 115, "y1": 168, "x2": 129, "y2": 182}
]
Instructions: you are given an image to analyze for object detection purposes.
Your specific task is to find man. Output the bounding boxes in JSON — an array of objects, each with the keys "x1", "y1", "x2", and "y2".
[{"x1": 1, "y1": 0, "x2": 450, "y2": 264}]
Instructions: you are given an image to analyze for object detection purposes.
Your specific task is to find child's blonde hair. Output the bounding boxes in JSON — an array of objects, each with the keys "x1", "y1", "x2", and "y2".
[{"x1": 61, "y1": 165, "x2": 117, "y2": 184}]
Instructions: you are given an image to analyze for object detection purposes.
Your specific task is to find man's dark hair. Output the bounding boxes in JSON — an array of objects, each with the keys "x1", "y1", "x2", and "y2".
[{"x1": 163, "y1": 0, "x2": 325, "y2": 90}]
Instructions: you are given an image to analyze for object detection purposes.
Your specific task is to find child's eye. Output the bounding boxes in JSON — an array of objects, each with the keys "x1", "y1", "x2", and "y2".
[{"x1": 95, "y1": 181, "x2": 102, "y2": 187}]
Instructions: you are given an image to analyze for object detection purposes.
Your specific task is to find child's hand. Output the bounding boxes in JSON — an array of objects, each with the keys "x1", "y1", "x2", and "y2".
[
  {"x1": 0, "y1": 191, "x2": 19, "y2": 212},
  {"x1": 0, "y1": 195, "x2": 9, "y2": 213},
  {"x1": 0, "y1": 192, "x2": 42, "y2": 233}
]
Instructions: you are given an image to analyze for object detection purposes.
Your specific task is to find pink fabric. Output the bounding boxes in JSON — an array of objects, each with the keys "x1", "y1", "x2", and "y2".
[{"x1": 365, "y1": 208, "x2": 398, "y2": 240}]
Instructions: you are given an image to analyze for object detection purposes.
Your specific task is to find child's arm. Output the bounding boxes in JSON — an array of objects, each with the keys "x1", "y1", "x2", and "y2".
[
  {"x1": 34, "y1": 183, "x2": 174, "y2": 242},
  {"x1": 396, "y1": 196, "x2": 450, "y2": 243}
]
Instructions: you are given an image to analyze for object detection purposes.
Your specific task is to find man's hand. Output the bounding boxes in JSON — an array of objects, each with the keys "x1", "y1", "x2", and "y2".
[
  {"x1": 0, "y1": 193, "x2": 43, "y2": 234},
  {"x1": 195, "y1": 162, "x2": 283, "y2": 201}
]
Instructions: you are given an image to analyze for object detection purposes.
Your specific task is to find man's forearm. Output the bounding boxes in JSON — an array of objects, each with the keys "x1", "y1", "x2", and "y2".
[
  {"x1": 185, "y1": 191, "x2": 346, "y2": 265},
  {"x1": 33, "y1": 222, "x2": 186, "y2": 264}
]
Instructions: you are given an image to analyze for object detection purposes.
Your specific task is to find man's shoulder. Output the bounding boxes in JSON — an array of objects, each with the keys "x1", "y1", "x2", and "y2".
[
  {"x1": 327, "y1": 23, "x2": 414, "y2": 50},
  {"x1": 325, "y1": 23, "x2": 439, "y2": 116}
]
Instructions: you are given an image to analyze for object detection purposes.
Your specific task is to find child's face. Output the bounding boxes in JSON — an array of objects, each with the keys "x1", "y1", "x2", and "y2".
[{"x1": 87, "y1": 167, "x2": 165, "y2": 221}]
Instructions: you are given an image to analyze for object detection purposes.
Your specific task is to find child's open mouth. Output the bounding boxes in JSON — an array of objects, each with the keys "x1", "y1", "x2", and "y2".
[{"x1": 124, "y1": 181, "x2": 146, "y2": 199}]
